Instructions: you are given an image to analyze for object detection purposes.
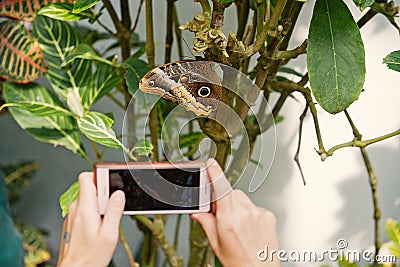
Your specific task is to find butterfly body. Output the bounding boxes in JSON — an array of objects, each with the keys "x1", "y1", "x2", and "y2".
[{"x1": 139, "y1": 61, "x2": 222, "y2": 116}]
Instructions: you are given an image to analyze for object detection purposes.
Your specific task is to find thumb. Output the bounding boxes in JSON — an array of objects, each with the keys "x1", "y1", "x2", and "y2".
[
  {"x1": 101, "y1": 190, "x2": 125, "y2": 235},
  {"x1": 191, "y1": 213, "x2": 219, "y2": 252}
]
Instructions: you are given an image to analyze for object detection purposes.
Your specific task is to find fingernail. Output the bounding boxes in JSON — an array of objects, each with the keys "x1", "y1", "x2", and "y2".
[{"x1": 112, "y1": 190, "x2": 125, "y2": 203}]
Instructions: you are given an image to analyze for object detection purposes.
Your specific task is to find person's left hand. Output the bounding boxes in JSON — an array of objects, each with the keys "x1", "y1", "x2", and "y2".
[{"x1": 57, "y1": 172, "x2": 125, "y2": 267}]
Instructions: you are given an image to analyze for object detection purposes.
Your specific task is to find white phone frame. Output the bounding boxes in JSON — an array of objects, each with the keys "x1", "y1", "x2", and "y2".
[{"x1": 95, "y1": 162, "x2": 211, "y2": 215}]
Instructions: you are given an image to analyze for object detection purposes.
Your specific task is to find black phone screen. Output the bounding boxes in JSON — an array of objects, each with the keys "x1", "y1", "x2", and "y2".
[{"x1": 109, "y1": 168, "x2": 200, "y2": 211}]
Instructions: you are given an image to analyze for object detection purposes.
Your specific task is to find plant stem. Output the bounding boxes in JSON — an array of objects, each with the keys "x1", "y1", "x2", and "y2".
[
  {"x1": 91, "y1": 141, "x2": 102, "y2": 161},
  {"x1": 343, "y1": 110, "x2": 381, "y2": 259},
  {"x1": 131, "y1": 0, "x2": 144, "y2": 32},
  {"x1": 324, "y1": 128, "x2": 400, "y2": 157},
  {"x1": 251, "y1": 0, "x2": 288, "y2": 54},
  {"x1": 165, "y1": 0, "x2": 175, "y2": 63},
  {"x1": 195, "y1": 0, "x2": 212, "y2": 14},
  {"x1": 119, "y1": 225, "x2": 138, "y2": 267},
  {"x1": 172, "y1": 5, "x2": 184, "y2": 60},
  {"x1": 145, "y1": 0, "x2": 159, "y2": 161}
]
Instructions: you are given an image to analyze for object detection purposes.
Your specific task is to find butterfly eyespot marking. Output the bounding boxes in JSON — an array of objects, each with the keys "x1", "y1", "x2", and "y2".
[
  {"x1": 148, "y1": 80, "x2": 155, "y2": 86},
  {"x1": 198, "y1": 86, "x2": 211, "y2": 97},
  {"x1": 180, "y1": 75, "x2": 188, "y2": 83}
]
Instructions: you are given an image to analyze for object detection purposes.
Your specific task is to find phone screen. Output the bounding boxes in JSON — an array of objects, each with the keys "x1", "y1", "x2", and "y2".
[{"x1": 109, "y1": 168, "x2": 200, "y2": 211}]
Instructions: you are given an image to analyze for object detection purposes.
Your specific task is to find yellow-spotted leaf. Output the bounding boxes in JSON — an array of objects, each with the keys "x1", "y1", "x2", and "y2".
[{"x1": 0, "y1": 21, "x2": 46, "y2": 83}]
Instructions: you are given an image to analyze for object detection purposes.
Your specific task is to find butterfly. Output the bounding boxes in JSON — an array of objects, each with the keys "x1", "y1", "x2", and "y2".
[{"x1": 139, "y1": 60, "x2": 223, "y2": 116}]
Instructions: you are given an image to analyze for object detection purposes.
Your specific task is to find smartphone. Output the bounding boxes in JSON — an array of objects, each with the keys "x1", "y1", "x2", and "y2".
[{"x1": 95, "y1": 162, "x2": 211, "y2": 215}]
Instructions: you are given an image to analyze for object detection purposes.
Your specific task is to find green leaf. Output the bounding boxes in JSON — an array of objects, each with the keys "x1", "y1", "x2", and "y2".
[
  {"x1": 179, "y1": 132, "x2": 206, "y2": 149},
  {"x1": 386, "y1": 218, "x2": 400, "y2": 257},
  {"x1": 2, "y1": 161, "x2": 41, "y2": 204},
  {"x1": 307, "y1": 0, "x2": 365, "y2": 114},
  {"x1": 82, "y1": 62, "x2": 121, "y2": 110},
  {"x1": 66, "y1": 89, "x2": 84, "y2": 117},
  {"x1": 3, "y1": 83, "x2": 88, "y2": 159},
  {"x1": 0, "y1": 21, "x2": 47, "y2": 83},
  {"x1": 352, "y1": 0, "x2": 374, "y2": 10},
  {"x1": 122, "y1": 57, "x2": 151, "y2": 95},
  {"x1": 1, "y1": 83, "x2": 72, "y2": 116},
  {"x1": 63, "y1": 44, "x2": 114, "y2": 66},
  {"x1": 131, "y1": 139, "x2": 153, "y2": 156},
  {"x1": 370, "y1": 2, "x2": 400, "y2": 32},
  {"x1": 0, "y1": 0, "x2": 75, "y2": 21},
  {"x1": 38, "y1": 2, "x2": 95, "y2": 22},
  {"x1": 78, "y1": 111, "x2": 124, "y2": 149},
  {"x1": 60, "y1": 181, "x2": 79, "y2": 217},
  {"x1": 14, "y1": 219, "x2": 51, "y2": 266},
  {"x1": 383, "y1": 50, "x2": 400, "y2": 72},
  {"x1": 73, "y1": 0, "x2": 100, "y2": 13},
  {"x1": 218, "y1": 0, "x2": 234, "y2": 4},
  {"x1": 32, "y1": 15, "x2": 91, "y2": 99}
]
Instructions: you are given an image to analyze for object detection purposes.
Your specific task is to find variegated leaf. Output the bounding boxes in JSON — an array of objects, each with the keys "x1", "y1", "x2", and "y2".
[
  {"x1": 3, "y1": 82, "x2": 89, "y2": 160},
  {"x1": 32, "y1": 15, "x2": 91, "y2": 99},
  {"x1": 0, "y1": 20, "x2": 46, "y2": 83},
  {"x1": 0, "y1": 0, "x2": 73, "y2": 21}
]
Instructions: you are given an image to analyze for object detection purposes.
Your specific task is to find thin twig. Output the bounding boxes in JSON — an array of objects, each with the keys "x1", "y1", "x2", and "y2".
[
  {"x1": 165, "y1": 0, "x2": 175, "y2": 63},
  {"x1": 172, "y1": 4, "x2": 184, "y2": 60},
  {"x1": 343, "y1": 110, "x2": 381, "y2": 259},
  {"x1": 294, "y1": 102, "x2": 308, "y2": 186},
  {"x1": 119, "y1": 225, "x2": 139, "y2": 267},
  {"x1": 250, "y1": 0, "x2": 288, "y2": 55},
  {"x1": 131, "y1": 0, "x2": 144, "y2": 33}
]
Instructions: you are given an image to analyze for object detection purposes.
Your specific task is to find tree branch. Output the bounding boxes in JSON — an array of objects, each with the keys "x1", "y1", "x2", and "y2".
[
  {"x1": 343, "y1": 110, "x2": 382, "y2": 258},
  {"x1": 250, "y1": 0, "x2": 288, "y2": 55}
]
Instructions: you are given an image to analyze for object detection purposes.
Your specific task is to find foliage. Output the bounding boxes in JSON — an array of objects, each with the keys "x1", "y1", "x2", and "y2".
[
  {"x1": 1, "y1": 161, "x2": 51, "y2": 267},
  {"x1": 0, "y1": 0, "x2": 399, "y2": 266}
]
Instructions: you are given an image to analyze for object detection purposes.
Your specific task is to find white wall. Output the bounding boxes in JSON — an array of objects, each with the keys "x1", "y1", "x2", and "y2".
[{"x1": 0, "y1": 0, "x2": 399, "y2": 266}]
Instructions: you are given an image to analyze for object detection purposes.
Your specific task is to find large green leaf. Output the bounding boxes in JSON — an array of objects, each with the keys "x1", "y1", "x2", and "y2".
[
  {"x1": 1, "y1": 83, "x2": 72, "y2": 116},
  {"x1": 64, "y1": 44, "x2": 114, "y2": 66},
  {"x1": 383, "y1": 50, "x2": 400, "y2": 72},
  {"x1": 32, "y1": 15, "x2": 91, "y2": 100},
  {"x1": 82, "y1": 62, "x2": 121, "y2": 110},
  {"x1": 122, "y1": 57, "x2": 151, "y2": 95},
  {"x1": 60, "y1": 181, "x2": 79, "y2": 217},
  {"x1": 0, "y1": 21, "x2": 46, "y2": 83},
  {"x1": 3, "y1": 82, "x2": 88, "y2": 160},
  {"x1": 307, "y1": 0, "x2": 365, "y2": 114},
  {"x1": 0, "y1": 0, "x2": 73, "y2": 21},
  {"x1": 38, "y1": 2, "x2": 96, "y2": 22},
  {"x1": 1, "y1": 161, "x2": 41, "y2": 204},
  {"x1": 78, "y1": 111, "x2": 124, "y2": 149}
]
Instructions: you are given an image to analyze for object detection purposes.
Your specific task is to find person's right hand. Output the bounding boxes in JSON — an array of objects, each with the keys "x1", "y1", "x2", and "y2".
[{"x1": 191, "y1": 159, "x2": 281, "y2": 267}]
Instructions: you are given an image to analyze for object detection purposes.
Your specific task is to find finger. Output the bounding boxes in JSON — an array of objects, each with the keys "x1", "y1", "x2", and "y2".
[
  {"x1": 231, "y1": 189, "x2": 255, "y2": 208},
  {"x1": 100, "y1": 190, "x2": 125, "y2": 237},
  {"x1": 77, "y1": 172, "x2": 97, "y2": 215},
  {"x1": 206, "y1": 159, "x2": 232, "y2": 211},
  {"x1": 191, "y1": 213, "x2": 219, "y2": 253}
]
